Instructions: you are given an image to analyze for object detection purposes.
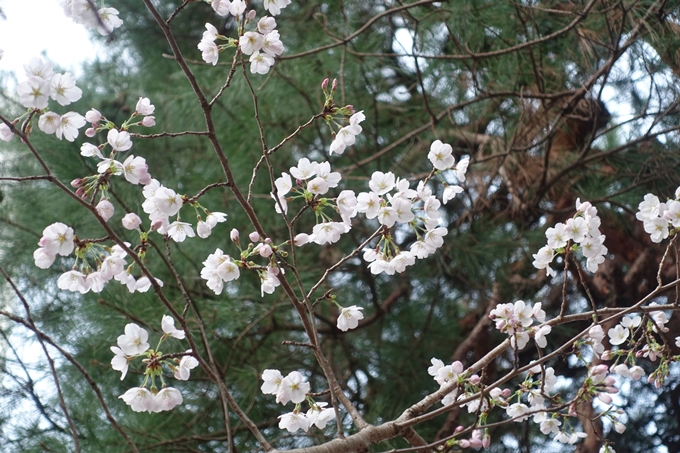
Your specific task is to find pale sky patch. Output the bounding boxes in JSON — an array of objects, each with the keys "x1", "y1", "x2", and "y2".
[{"x1": 0, "y1": 0, "x2": 103, "y2": 83}]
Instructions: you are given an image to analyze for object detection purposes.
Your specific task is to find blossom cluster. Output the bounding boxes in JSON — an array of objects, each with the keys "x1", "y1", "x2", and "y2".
[
  {"x1": 329, "y1": 111, "x2": 366, "y2": 155},
  {"x1": 58, "y1": 0, "x2": 123, "y2": 36},
  {"x1": 0, "y1": 58, "x2": 88, "y2": 143},
  {"x1": 35, "y1": 223, "x2": 163, "y2": 295},
  {"x1": 261, "y1": 369, "x2": 335, "y2": 433},
  {"x1": 489, "y1": 300, "x2": 549, "y2": 350},
  {"x1": 533, "y1": 198, "x2": 607, "y2": 275},
  {"x1": 112, "y1": 318, "x2": 198, "y2": 412},
  {"x1": 636, "y1": 187, "x2": 680, "y2": 242},
  {"x1": 199, "y1": 2, "x2": 286, "y2": 73}
]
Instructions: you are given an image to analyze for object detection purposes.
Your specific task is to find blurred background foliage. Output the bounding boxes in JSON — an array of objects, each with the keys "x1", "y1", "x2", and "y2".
[{"x1": 1, "y1": 0, "x2": 680, "y2": 452}]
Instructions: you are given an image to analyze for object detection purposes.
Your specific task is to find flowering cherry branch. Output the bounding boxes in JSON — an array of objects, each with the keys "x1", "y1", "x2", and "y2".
[{"x1": 2, "y1": 2, "x2": 680, "y2": 453}]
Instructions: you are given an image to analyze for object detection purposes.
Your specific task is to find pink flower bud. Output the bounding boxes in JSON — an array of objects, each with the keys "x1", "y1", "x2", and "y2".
[
  {"x1": 249, "y1": 231, "x2": 260, "y2": 242},
  {"x1": 655, "y1": 378, "x2": 663, "y2": 389},
  {"x1": 96, "y1": 199, "x2": 115, "y2": 222},
  {"x1": 264, "y1": 237, "x2": 272, "y2": 244},
  {"x1": 569, "y1": 403, "x2": 577, "y2": 417},
  {"x1": 230, "y1": 228, "x2": 240, "y2": 242},
  {"x1": 71, "y1": 178, "x2": 83, "y2": 188},
  {"x1": 259, "y1": 244, "x2": 273, "y2": 257},
  {"x1": 469, "y1": 374, "x2": 481, "y2": 385},
  {"x1": 75, "y1": 187, "x2": 86, "y2": 198},
  {"x1": 122, "y1": 213, "x2": 142, "y2": 230},
  {"x1": 614, "y1": 422, "x2": 626, "y2": 433},
  {"x1": 636, "y1": 350, "x2": 644, "y2": 358},
  {"x1": 482, "y1": 434, "x2": 491, "y2": 449},
  {"x1": 597, "y1": 392, "x2": 612, "y2": 404},
  {"x1": 293, "y1": 233, "x2": 308, "y2": 246},
  {"x1": 458, "y1": 440, "x2": 470, "y2": 449},
  {"x1": 604, "y1": 376, "x2": 616, "y2": 386},
  {"x1": 246, "y1": 9, "x2": 256, "y2": 20},
  {"x1": 600, "y1": 350, "x2": 612, "y2": 360},
  {"x1": 469, "y1": 438, "x2": 483, "y2": 448},
  {"x1": 331, "y1": 78, "x2": 337, "y2": 91},
  {"x1": 321, "y1": 78, "x2": 329, "y2": 90},
  {"x1": 85, "y1": 109, "x2": 102, "y2": 123},
  {"x1": 500, "y1": 388, "x2": 511, "y2": 398},
  {"x1": 141, "y1": 116, "x2": 155, "y2": 127},
  {"x1": 605, "y1": 386, "x2": 618, "y2": 394},
  {"x1": 197, "y1": 220, "x2": 212, "y2": 238},
  {"x1": 593, "y1": 364, "x2": 609, "y2": 374},
  {"x1": 455, "y1": 426, "x2": 465, "y2": 434},
  {"x1": 345, "y1": 104, "x2": 355, "y2": 114},
  {"x1": 150, "y1": 219, "x2": 164, "y2": 231},
  {"x1": 267, "y1": 265, "x2": 280, "y2": 276},
  {"x1": 85, "y1": 127, "x2": 97, "y2": 137}
]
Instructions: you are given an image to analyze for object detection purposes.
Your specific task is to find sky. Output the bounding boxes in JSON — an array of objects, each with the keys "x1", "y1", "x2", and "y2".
[{"x1": 0, "y1": 0, "x2": 102, "y2": 83}]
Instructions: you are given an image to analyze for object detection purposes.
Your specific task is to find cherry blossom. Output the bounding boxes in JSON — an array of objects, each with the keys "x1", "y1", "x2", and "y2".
[
  {"x1": 306, "y1": 402, "x2": 336, "y2": 429},
  {"x1": 122, "y1": 213, "x2": 142, "y2": 230},
  {"x1": 162, "y1": 315, "x2": 186, "y2": 340},
  {"x1": 110, "y1": 346, "x2": 130, "y2": 380},
  {"x1": 428, "y1": 140, "x2": 455, "y2": 170},
  {"x1": 337, "y1": 306, "x2": 364, "y2": 331},
  {"x1": 96, "y1": 199, "x2": 115, "y2": 221},
  {"x1": 155, "y1": 387, "x2": 183, "y2": 411},
  {"x1": 97, "y1": 7, "x2": 124, "y2": 35},
  {"x1": 120, "y1": 387, "x2": 156, "y2": 413},
  {"x1": 278, "y1": 412, "x2": 310, "y2": 433},
  {"x1": 49, "y1": 73, "x2": 82, "y2": 106},
  {"x1": 117, "y1": 323, "x2": 150, "y2": 356},
  {"x1": 276, "y1": 371, "x2": 310, "y2": 405},
  {"x1": 174, "y1": 351, "x2": 199, "y2": 381},
  {"x1": 107, "y1": 129, "x2": 133, "y2": 152}
]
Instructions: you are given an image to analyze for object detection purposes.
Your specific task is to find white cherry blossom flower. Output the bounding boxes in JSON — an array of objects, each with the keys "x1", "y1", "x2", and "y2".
[
  {"x1": 263, "y1": 0, "x2": 291, "y2": 16},
  {"x1": 0, "y1": 123, "x2": 13, "y2": 142},
  {"x1": 107, "y1": 129, "x2": 133, "y2": 152},
  {"x1": 174, "y1": 351, "x2": 199, "y2": 381},
  {"x1": 97, "y1": 7, "x2": 124, "y2": 35},
  {"x1": 198, "y1": 39, "x2": 219, "y2": 65},
  {"x1": 258, "y1": 16, "x2": 277, "y2": 35},
  {"x1": 135, "y1": 97, "x2": 155, "y2": 115},
  {"x1": 24, "y1": 57, "x2": 53, "y2": 80},
  {"x1": 240, "y1": 31, "x2": 264, "y2": 55},
  {"x1": 162, "y1": 315, "x2": 185, "y2": 340},
  {"x1": 369, "y1": 171, "x2": 395, "y2": 195},
  {"x1": 442, "y1": 185, "x2": 463, "y2": 204},
  {"x1": 120, "y1": 387, "x2": 156, "y2": 413},
  {"x1": 608, "y1": 324, "x2": 629, "y2": 346},
  {"x1": 49, "y1": 72, "x2": 82, "y2": 105},
  {"x1": 117, "y1": 323, "x2": 150, "y2": 356},
  {"x1": 17, "y1": 76, "x2": 50, "y2": 108},
  {"x1": 57, "y1": 270, "x2": 87, "y2": 292},
  {"x1": 337, "y1": 306, "x2": 364, "y2": 331},
  {"x1": 290, "y1": 158, "x2": 318, "y2": 180},
  {"x1": 356, "y1": 192, "x2": 381, "y2": 219},
  {"x1": 261, "y1": 369, "x2": 284, "y2": 394},
  {"x1": 276, "y1": 371, "x2": 310, "y2": 405},
  {"x1": 167, "y1": 221, "x2": 195, "y2": 242},
  {"x1": 110, "y1": 346, "x2": 130, "y2": 380},
  {"x1": 249, "y1": 51, "x2": 275, "y2": 74},
  {"x1": 33, "y1": 248, "x2": 56, "y2": 269},
  {"x1": 534, "y1": 325, "x2": 552, "y2": 348},
  {"x1": 155, "y1": 387, "x2": 183, "y2": 411},
  {"x1": 278, "y1": 412, "x2": 310, "y2": 433},
  {"x1": 428, "y1": 140, "x2": 455, "y2": 170},
  {"x1": 39, "y1": 112, "x2": 61, "y2": 135},
  {"x1": 56, "y1": 112, "x2": 86, "y2": 142},
  {"x1": 307, "y1": 402, "x2": 336, "y2": 429}
]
